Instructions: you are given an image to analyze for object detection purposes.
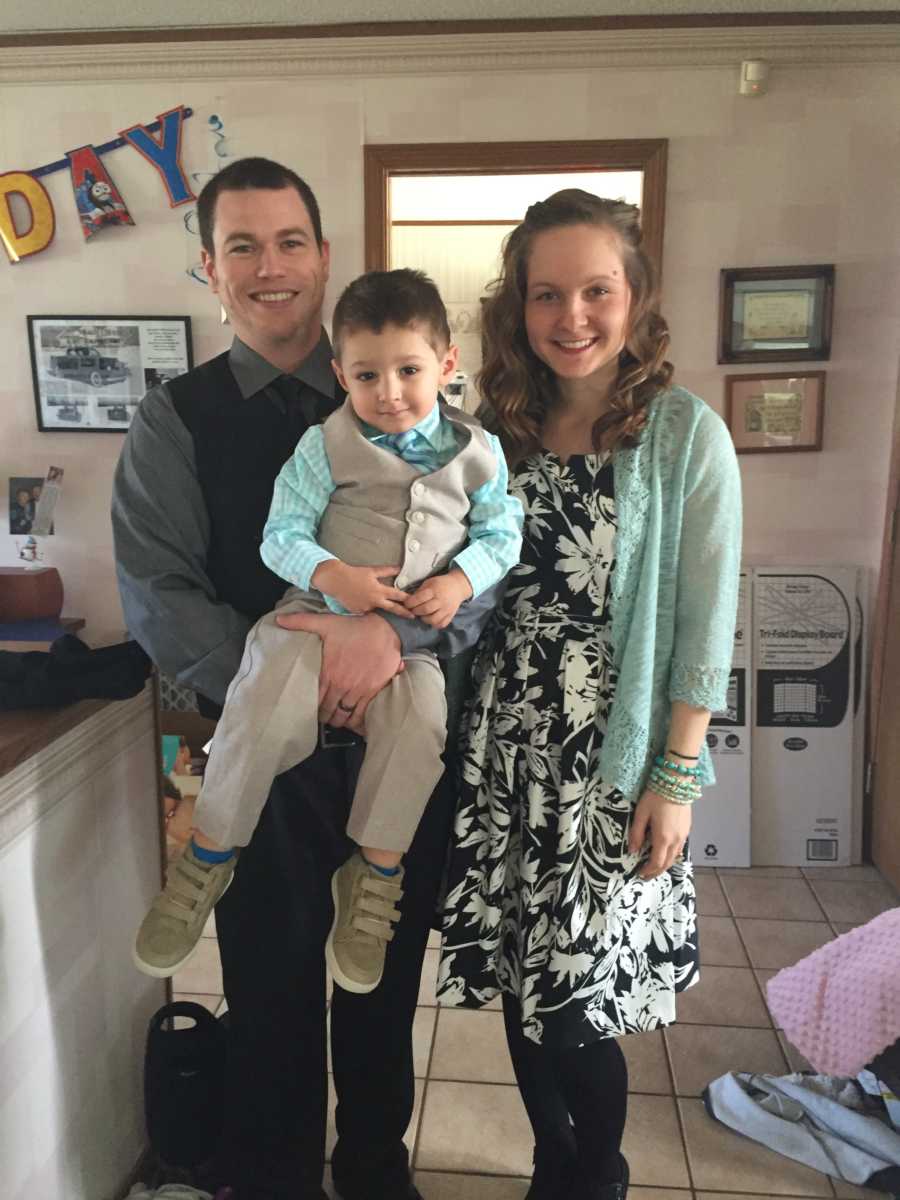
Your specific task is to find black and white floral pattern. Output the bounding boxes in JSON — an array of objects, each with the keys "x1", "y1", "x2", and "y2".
[{"x1": 438, "y1": 452, "x2": 699, "y2": 1046}]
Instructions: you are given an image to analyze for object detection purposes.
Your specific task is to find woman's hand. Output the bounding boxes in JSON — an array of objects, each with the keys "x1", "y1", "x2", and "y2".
[{"x1": 628, "y1": 789, "x2": 693, "y2": 879}]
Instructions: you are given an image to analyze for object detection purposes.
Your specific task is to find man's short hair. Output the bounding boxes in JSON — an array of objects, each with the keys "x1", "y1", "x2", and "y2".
[
  {"x1": 331, "y1": 269, "x2": 452, "y2": 360},
  {"x1": 197, "y1": 157, "x2": 323, "y2": 254}
]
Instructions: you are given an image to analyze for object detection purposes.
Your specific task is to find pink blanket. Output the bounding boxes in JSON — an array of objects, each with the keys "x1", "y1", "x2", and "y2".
[{"x1": 766, "y1": 906, "x2": 900, "y2": 1076}]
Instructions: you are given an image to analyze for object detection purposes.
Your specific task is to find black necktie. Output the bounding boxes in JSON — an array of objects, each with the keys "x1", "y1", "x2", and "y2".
[{"x1": 270, "y1": 374, "x2": 318, "y2": 435}]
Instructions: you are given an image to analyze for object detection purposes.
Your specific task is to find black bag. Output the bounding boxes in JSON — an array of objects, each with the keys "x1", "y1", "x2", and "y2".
[{"x1": 144, "y1": 1001, "x2": 227, "y2": 1169}]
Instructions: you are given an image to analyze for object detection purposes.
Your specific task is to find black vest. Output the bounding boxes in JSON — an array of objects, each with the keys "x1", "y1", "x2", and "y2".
[{"x1": 168, "y1": 352, "x2": 342, "y2": 628}]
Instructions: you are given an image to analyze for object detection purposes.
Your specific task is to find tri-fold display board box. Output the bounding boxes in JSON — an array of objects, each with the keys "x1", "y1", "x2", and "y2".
[{"x1": 691, "y1": 565, "x2": 866, "y2": 868}]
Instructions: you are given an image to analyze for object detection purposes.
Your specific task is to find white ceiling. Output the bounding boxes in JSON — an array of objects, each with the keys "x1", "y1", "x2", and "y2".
[{"x1": 4, "y1": 0, "x2": 898, "y2": 35}]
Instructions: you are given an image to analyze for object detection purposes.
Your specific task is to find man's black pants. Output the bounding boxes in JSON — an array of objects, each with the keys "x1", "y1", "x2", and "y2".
[{"x1": 214, "y1": 740, "x2": 455, "y2": 1200}]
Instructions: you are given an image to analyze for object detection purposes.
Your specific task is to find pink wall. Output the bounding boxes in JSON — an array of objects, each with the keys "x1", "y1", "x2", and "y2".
[{"x1": 0, "y1": 64, "x2": 897, "y2": 643}]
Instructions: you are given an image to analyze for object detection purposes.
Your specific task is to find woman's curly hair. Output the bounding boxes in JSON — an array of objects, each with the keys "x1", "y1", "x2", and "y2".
[{"x1": 477, "y1": 189, "x2": 673, "y2": 464}]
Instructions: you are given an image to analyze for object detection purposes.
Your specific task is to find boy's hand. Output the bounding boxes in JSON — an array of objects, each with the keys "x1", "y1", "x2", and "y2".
[
  {"x1": 312, "y1": 560, "x2": 412, "y2": 618},
  {"x1": 404, "y1": 569, "x2": 473, "y2": 629}
]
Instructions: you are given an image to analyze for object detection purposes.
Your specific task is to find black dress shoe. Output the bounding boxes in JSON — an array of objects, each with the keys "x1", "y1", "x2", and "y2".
[
  {"x1": 524, "y1": 1149, "x2": 577, "y2": 1199},
  {"x1": 578, "y1": 1153, "x2": 629, "y2": 1199}
]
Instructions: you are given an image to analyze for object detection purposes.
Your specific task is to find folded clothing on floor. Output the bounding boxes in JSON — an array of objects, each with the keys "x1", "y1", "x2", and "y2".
[{"x1": 704, "y1": 1070, "x2": 900, "y2": 1193}]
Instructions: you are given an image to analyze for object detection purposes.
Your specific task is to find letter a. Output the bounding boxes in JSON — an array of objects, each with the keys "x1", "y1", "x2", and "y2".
[
  {"x1": 120, "y1": 105, "x2": 196, "y2": 208},
  {"x1": 0, "y1": 171, "x2": 55, "y2": 263}
]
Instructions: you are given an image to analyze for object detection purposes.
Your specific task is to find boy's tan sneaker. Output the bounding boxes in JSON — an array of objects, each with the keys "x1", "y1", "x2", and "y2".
[
  {"x1": 326, "y1": 853, "x2": 403, "y2": 994},
  {"x1": 133, "y1": 844, "x2": 237, "y2": 978}
]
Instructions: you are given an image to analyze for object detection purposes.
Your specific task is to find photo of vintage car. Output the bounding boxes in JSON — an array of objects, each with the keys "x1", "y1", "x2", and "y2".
[{"x1": 47, "y1": 334, "x2": 131, "y2": 388}]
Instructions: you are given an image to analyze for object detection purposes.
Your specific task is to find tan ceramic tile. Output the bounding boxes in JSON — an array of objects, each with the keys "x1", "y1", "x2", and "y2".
[
  {"x1": 411, "y1": 1171, "x2": 530, "y2": 1199},
  {"x1": 832, "y1": 922, "x2": 862, "y2": 935},
  {"x1": 172, "y1": 937, "x2": 223, "y2": 994},
  {"x1": 411, "y1": 1175, "x2": 689, "y2": 1200},
  {"x1": 215, "y1": 996, "x2": 228, "y2": 1017},
  {"x1": 698, "y1": 916, "x2": 749, "y2": 966},
  {"x1": 665, "y1": 1024, "x2": 787, "y2": 1096},
  {"x1": 621, "y1": 1095, "x2": 690, "y2": 1188},
  {"x1": 419, "y1": 948, "x2": 439, "y2": 1006},
  {"x1": 623, "y1": 1029, "x2": 672, "y2": 1095},
  {"x1": 428, "y1": 927, "x2": 442, "y2": 949},
  {"x1": 831, "y1": 1181, "x2": 888, "y2": 1198},
  {"x1": 719, "y1": 875, "x2": 826, "y2": 921},
  {"x1": 694, "y1": 865, "x2": 715, "y2": 875},
  {"x1": 626, "y1": 1192, "x2": 691, "y2": 1199},
  {"x1": 802, "y1": 865, "x2": 884, "y2": 882},
  {"x1": 415, "y1": 1081, "x2": 532, "y2": 1175},
  {"x1": 807, "y1": 880, "x2": 898, "y2": 925},
  {"x1": 752, "y1": 968, "x2": 783, "y2": 1028},
  {"x1": 777, "y1": 1029, "x2": 817, "y2": 1073},
  {"x1": 202, "y1": 911, "x2": 216, "y2": 938},
  {"x1": 326, "y1": 1075, "x2": 423, "y2": 1162},
  {"x1": 676, "y1": 965, "x2": 770, "y2": 1028},
  {"x1": 679, "y1": 1097, "x2": 833, "y2": 1194},
  {"x1": 717, "y1": 866, "x2": 802, "y2": 878},
  {"x1": 695, "y1": 872, "x2": 730, "y2": 915},
  {"x1": 430, "y1": 1009, "x2": 515, "y2": 1084},
  {"x1": 736, "y1": 919, "x2": 833, "y2": 970}
]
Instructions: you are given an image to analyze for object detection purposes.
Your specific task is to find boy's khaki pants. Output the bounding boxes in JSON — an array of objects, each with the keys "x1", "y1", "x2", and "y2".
[{"x1": 195, "y1": 587, "x2": 447, "y2": 852}]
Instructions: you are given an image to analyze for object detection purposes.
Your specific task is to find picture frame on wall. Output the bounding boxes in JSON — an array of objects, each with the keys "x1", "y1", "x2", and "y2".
[
  {"x1": 725, "y1": 371, "x2": 826, "y2": 454},
  {"x1": 718, "y1": 265, "x2": 834, "y2": 364},
  {"x1": 27, "y1": 314, "x2": 192, "y2": 432}
]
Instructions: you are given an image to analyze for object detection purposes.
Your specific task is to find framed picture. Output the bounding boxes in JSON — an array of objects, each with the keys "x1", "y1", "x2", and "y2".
[
  {"x1": 718, "y1": 265, "x2": 834, "y2": 363},
  {"x1": 27, "y1": 315, "x2": 193, "y2": 432},
  {"x1": 725, "y1": 371, "x2": 825, "y2": 454}
]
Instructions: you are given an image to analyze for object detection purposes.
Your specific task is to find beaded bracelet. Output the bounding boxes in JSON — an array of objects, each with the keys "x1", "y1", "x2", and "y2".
[
  {"x1": 654, "y1": 755, "x2": 701, "y2": 778},
  {"x1": 647, "y1": 764, "x2": 702, "y2": 806},
  {"x1": 667, "y1": 748, "x2": 699, "y2": 760},
  {"x1": 652, "y1": 772, "x2": 710, "y2": 801}
]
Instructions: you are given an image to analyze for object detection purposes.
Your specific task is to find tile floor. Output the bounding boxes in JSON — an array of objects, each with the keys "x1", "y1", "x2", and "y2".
[{"x1": 174, "y1": 863, "x2": 899, "y2": 1200}]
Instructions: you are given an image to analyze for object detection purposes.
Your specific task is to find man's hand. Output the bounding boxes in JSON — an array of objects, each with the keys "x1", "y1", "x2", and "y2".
[
  {"x1": 312, "y1": 560, "x2": 412, "y2": 618},
  {"x1": 403, "y1": 569, "x2": 473, "y2": 629},
  {"x1": 275, "y1": 610, "x2": 403, "y2": 731},
  {"x1": 628, "y1": 788, "x2": 693, "y2": 879}
]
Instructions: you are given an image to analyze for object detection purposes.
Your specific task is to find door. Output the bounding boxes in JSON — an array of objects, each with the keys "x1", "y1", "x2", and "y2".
[{"x1": 871, "y1": 372, "x2": 900, "y2": 888}]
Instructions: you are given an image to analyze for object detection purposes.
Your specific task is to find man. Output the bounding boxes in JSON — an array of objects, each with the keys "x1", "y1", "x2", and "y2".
[{"x1": 112, "y1": 158, "x2": 499, "y2": 1200}]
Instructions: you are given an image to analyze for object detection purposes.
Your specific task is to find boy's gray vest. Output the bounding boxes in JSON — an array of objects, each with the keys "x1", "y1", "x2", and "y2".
[{"x1": 319, "y1": 398, "x2": 496, "y2": 590}]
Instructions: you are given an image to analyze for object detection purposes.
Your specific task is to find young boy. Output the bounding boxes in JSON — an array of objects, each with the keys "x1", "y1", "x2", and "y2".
[{"x1": 134, "y1": 269, "x2": 523, "y2": 992}]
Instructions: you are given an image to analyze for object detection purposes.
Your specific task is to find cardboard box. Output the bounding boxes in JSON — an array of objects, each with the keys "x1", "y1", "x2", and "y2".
[
  {"x1": 693, "y1": 571, "x2": 752, "y2": 867},
  {"x1": 751, "y1": 565, "x2": 861, "y2": 866}
]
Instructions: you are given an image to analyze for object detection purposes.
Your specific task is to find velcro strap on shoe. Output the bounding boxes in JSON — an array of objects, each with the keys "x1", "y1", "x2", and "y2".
[
  {"x1": 158, "y1": 853, "x2": 217, "y2": 919},
  {"x1": 349, "y1": 876, "x2": 403, "y2": 941}
]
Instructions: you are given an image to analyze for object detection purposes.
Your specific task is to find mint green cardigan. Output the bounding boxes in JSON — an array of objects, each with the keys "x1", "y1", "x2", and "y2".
[{"x1": 602, "y1": 385, "x2": 742, "y2": 800}]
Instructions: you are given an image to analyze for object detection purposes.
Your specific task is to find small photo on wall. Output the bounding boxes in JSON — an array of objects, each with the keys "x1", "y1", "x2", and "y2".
[{"x1": 8, "y1": 476, "x2": 49, "y2": 535}]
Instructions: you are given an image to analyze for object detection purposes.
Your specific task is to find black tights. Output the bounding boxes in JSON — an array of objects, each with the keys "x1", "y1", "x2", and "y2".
[{"x1": 502, "y1": 993, "x2": 628, "y2": 1184}]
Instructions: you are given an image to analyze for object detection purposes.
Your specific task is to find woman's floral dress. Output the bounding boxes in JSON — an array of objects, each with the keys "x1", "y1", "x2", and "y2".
[{"x1": 438, "y1": 451, "x2": 699, "y2": 1046}]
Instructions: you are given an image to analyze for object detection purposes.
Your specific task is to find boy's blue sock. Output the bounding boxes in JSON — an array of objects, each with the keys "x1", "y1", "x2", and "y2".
[
  {"x1": 362, "y1": 853, "x2": 400, "y2": 877},
  {"x1": 191, "y1": 839, "x2": 235, "y2": 865}
]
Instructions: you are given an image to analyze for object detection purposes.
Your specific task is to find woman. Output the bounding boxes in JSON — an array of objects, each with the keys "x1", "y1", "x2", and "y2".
[{"x1": 437, "y1": 190, "x2": 742, "y2": 1199}]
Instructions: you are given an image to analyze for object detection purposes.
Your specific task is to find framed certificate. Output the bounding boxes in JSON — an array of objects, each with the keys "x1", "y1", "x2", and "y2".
[
  {"x1": 718, "y1": 265, "x2": 834, "y2": 363},
  {"x1": 725, "y1": 371, "x2": 825, "y2": 454}
]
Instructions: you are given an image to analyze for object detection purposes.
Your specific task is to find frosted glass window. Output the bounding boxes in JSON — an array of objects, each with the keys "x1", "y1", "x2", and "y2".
[{"x1": 390, "y1": 172, "x2": 642, "y2": 222}]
